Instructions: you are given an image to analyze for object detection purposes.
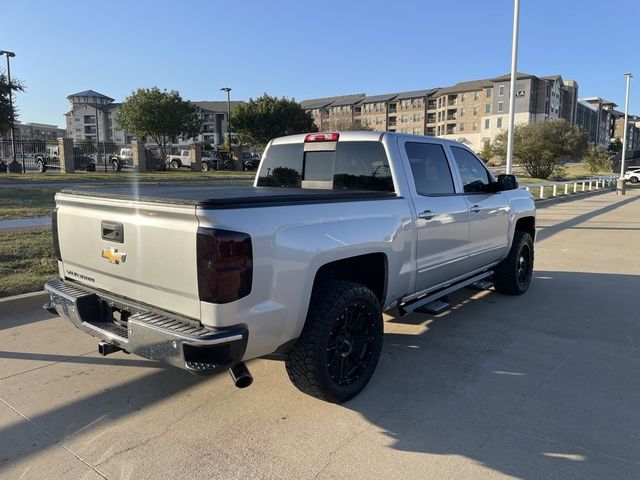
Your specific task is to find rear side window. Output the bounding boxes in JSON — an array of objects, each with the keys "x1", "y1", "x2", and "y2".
[
  {"x1": 256, "y1": 143, "x2": 303, "y2": 187},
  {"x1": 257, "y1": 141, "x2": 393, "y2": 192},
  {"x1": 451, "y1": 146, "x2": 491, "y2": 193},
  {"x1": 405, "y1": 142, "x2": 455, "y2": 195}
]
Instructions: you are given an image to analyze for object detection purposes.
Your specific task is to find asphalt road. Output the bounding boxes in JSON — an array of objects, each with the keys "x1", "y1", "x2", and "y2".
[{"x1": 1, "y1": 189, "x2": 639, "y2": 480}]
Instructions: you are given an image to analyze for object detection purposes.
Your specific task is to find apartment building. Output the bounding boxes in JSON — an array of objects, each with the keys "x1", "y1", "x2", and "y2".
[
  {"x1": 301, "y1": 73, "x2": 579, "y2": 153},
  {"x1": 192, "y1": 101, "x2": 244, "y2": 145},
  {"x1": 65, "y1": 90, "x2": 130, "y2": 144},
  {"x1": 65, "y1": 90, "x2": 243, "y2": 146},
  {"x1": 611, "y1": 111, "x2": 640, "y2": 151},
  {"x1": 575, "y1": 97, "x2": 616, "y2": 147},
  {"x1": 2, "y1": 122, "x2": 65, "y2": 142}
]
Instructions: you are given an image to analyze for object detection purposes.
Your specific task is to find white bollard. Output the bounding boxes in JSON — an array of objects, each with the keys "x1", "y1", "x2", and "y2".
[
  {"x1": 540, "y1": 185, "x2": 545, "y2": 199},
  {"x1": 564, "y1": 183, "x2": 569, "y2": 195},
  {"x1": 553, "y1": 184, "x2": 557, "y2": 197},
  {"x1": 574, "y1": 182, "x2": 578, "y2": 193},
  {"x1": 582, "y1": 181, "x2": 586, "y2": 192},
  {"x1": 589, "y1": 181, "x2": 592, "y2": 191}
]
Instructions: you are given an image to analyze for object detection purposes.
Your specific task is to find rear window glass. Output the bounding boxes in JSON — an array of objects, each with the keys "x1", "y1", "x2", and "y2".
[{"x1": 257, "y1": 141, "x2": 393, "y2": 192}]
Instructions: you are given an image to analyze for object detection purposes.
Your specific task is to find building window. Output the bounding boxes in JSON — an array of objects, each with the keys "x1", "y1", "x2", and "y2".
[
  {"x1": 472, "y1": 122, "x2": 478, "y2": 131},
  {"x1": 461, "y1": 93, "x2": 466, "y2": 102},
  {"x1": 473, "y1": 106, "x2": 478, "y2": 116},
  {"x1": 460, "y1": 108, "x2": 465, "y2": 117},
  {"x1": 84, "y1": 115, "x2": 96, "y2": 124},
  {"x1": 497, "y1": 117, "x2": 503, "y2": 128},
  {"x1": 484, "y1": 119, "x2": 490, "y2": 129},
  {"x1": 497, "y1": 102, "x2": 504, "y2": 113},
  {"x1": 413, "y1": 113, "x2": 421, "y2": 122},
  {"x1": 474, "y1": 91, "x2": 480, "y2": 100},
  {"x1": 413, "y1": 127, "x2": 420, "y2": 135},
  {"x1": 459, "y1": 123, "x2": 465, "y2": 132},
  {"x1": 485, "y1": 88, "x2": 492, "y2": 98},
  {"x1": 499, "y1": 85, "x2": 505, "y2": 96},
  {"x1": 485, "y1": 104, "x2": 491, "y2": 114}
]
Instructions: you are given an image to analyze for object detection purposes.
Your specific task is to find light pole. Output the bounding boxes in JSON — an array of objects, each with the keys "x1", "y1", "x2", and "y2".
[
  {"x1": 618, "y1": 72, "x2": 632, "y2": 196},
  {"x1": 0, "y1": 50, "x2": 18, "y2": 171},
  {"x1": 505, "y1": 0, "x2": 520, "y2": 175},
  {"x1": 220, "y1": 87, "x2": 232, "y2": 157}
]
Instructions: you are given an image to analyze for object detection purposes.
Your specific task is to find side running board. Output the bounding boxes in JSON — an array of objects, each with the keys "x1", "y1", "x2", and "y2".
[{"x1": 399, "y1": 271, "x2": 493, "y2": 315}]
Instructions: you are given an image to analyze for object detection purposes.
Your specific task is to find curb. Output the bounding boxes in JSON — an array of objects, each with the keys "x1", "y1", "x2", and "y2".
[
  {"x1": 0, "y1": 290, "x2": 49, "y2": 317},
  {"x1": 535, "y1": 187, "x2": 614, "y2": 208}
]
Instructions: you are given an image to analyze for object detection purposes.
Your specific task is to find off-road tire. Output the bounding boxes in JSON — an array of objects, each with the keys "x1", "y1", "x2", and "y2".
[
  {"x1": 493, "y1": 230, "x2": 534, "y2": 295},
  {"x1": 201, "y1": 161, "x2": 210, "y2": 172},
  {"x1": 171, "y1": 160, "x2": 180, "y2": 170},
  {"x1": 285, "y1": 280, "x2": 383, "y2": 403},
  {"x1": 630, "y1": 176, "x2": 639, "y2": 184}
]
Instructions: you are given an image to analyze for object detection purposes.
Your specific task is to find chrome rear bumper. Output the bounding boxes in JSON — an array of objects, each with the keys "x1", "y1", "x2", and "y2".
[{"x1": 44, "y1": 279, "x2": 247, "y2": 376}]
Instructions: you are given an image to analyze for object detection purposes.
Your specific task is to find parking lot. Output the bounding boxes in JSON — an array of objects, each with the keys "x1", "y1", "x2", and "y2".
[{"x1": 1, "y1": 189, "x2": 639, "y2": 480}]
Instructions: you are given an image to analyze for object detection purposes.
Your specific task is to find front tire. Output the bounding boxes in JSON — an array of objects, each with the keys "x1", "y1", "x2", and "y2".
[
  {"x1": 493, "y1": 230, "x2": 534, "y2": 295},
  {"x1": 171, "y1": 160, "x2": 180, "y2": 169},
  {"x1": 285, "y1": 280, "x2": 383, "y2": 403},
  {"x1": 111, "y1": 160, "x2": 120, "y2": 172},
  {"x1": 201, "y1": 161, "x2": 210, "y2": 172},
  {"x1": 630, "y1": 176, "x2": 639, "y2": 184}
]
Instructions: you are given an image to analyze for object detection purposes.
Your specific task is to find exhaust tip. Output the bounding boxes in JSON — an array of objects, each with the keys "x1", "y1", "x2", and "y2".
[{"x1": 229, "y1": 362, "x2": 253, "y2": 389}]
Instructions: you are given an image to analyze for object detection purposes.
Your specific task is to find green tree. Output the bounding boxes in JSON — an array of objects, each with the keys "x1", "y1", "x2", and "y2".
[
  {"x1": 479, "y1": 141, "x2": 493, "y2": 163},
  {"x1": 232, "y1": 94, "x2": 317, "y2": 147},
  {"x1": 608, "y1": 137, "x2": 623, "y2": 154},
  {"x1": 0, "y1": 71, "x2": 24, "y2": 135},
  {"x1": 492, "y1": 120, "x2": 587, "y2": 179},
  {"x1": 117, "y1": 87, "x2": 202, "y2": 162},
  {"x1": 584, "y1": 144, "x2": 613, "y2": 174}
]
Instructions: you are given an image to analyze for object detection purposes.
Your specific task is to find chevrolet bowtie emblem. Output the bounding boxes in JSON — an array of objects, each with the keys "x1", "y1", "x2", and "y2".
[{"x1": 101, "y1": 247, "x2": 126, "y2": 264}]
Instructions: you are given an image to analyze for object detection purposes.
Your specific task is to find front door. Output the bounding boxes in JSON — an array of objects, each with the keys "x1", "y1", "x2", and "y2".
[
  {"x1": 401, "y1": 139, "x2": 470, "y2": 293},
  {"x1": 449, "y1": 145, "x2": 510, "y2": 271}
]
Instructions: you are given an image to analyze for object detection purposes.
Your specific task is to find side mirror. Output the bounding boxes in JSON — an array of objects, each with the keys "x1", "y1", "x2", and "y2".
[{"x1": 496, "y1": 174, "x2": 518, "y2": 191}]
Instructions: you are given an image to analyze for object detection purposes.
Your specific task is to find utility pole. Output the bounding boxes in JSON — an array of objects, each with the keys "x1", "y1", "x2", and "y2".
[
  {"x1": 618, "y1": 73, "x2": 632, "y2": 196},
  {"x1": 220, "y1": 87, "x2": 232, "y2": 158},
  {"x1": 505, "y1": 0, "x2": 520, "y2": 175},
  {"x1": 0, "y1": 50, "x2": 18, "y2": 171}
]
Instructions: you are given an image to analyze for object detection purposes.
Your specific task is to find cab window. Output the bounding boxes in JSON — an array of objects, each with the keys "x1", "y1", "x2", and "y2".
[
  {"x1": 450, "y1": 146, "x2": 492, "y2": 193},
  {"x1": 405, "y1": 142, "x2": 455, "y2": 196}
]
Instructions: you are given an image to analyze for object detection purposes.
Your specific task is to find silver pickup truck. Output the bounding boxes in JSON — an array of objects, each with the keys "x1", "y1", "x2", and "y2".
[{"x1": 44, "y1": 131, "x2": 535, "y2": 403}]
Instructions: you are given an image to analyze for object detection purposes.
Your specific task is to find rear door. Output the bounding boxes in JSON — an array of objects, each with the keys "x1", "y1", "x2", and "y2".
[
  {"x1": 399, "y1": 138, "x2": 470, "y2": 292},
  {"x1": 448, "y1": 145, "x2": 509, "y2": 271}
]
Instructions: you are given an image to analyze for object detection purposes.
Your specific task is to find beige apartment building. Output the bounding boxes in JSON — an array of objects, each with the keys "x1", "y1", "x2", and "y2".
[{"x1": 301, "y1": 72, "x2": 580, "y2": 153}]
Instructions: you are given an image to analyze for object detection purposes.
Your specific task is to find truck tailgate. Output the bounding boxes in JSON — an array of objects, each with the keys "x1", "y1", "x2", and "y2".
[{"x1": 55, "y1": 192, "x2": 201, "y2": 319}]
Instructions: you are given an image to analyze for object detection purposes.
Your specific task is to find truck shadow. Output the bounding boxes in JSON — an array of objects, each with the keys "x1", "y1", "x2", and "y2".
[{"x1": 342, "y1": 270, "x2": 640, "y2": 479}]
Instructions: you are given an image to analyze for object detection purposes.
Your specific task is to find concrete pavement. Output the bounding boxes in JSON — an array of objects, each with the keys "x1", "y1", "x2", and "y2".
[{"x1": 1, "y1": 189, "x2": 639, "y2": 479}]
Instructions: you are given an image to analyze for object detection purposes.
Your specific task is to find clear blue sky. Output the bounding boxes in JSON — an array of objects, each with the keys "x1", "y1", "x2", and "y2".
[{"x1": 3, "y1": 0, "x2": 639, "y2": 127}]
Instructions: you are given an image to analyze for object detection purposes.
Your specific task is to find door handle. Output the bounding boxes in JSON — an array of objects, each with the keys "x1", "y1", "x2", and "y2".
[
  {"x1": 418, "y1": 210, "x2": 436, "y2": 220},
  {"x1": 470, "y1": 205, "x2": 481, "y2": 214}
]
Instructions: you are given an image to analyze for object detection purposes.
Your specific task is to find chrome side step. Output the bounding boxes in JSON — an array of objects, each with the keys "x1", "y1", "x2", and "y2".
[{"x1": 400, "y1": 271, "x2": 493, "y2": 315}]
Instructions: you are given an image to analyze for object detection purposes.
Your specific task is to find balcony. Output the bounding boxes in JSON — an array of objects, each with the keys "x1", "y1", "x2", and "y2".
[
  {"x1": 446, "y1": 127, "x2": 456, "y2": 135},
  {"x1": 446, "y1": 115, "x2": 457, "y2": 122},
  {"x1": 447, "y1": 99, "x2": 457, "y2": 106},
  {"x1": 388, "y1": 120, "x2": 397, "y2": 127}
]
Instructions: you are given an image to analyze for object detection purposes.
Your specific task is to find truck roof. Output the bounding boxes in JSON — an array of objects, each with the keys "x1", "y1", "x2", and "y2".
[{"x1": 270, "y1": 131, "x2": 472, "y2": 149}]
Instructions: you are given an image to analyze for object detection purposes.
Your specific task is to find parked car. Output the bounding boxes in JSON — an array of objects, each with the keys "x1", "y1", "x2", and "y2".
[
  {"x1": 44, "y1": 131, "x2": 535, "y2": 403},
  {"x1": 624, "y1": 166, "x2": 640, "y2": 184},
  {"x1": 34, "y1": 145, "x2": 60, "y2": 172},
  {"x1": 166, "y1": 149, "x2": 191, "y2": 169},
  {"x1": 241, "y1": 151, "x2": 260, "y2": 171},
  {"x1": 108, "y1": 148, "x2": 132, "y2": 171},
  {"x1": 200, "y1": 151, "x2": 229, "y2": 172}
]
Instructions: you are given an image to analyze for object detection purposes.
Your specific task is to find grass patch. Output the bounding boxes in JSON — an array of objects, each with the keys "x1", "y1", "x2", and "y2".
[
  {"x1": 0, "y1": 170, "x2": 255, "y2": 183},
  {"x1": 0, "y1": 187, "x2": 57, "y2": 220},
  {"x1": 0, "y1": 228, "x2": 58, "y2": 298}
]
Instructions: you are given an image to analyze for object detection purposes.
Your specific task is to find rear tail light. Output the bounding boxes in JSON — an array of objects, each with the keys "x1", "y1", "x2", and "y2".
[
  {"x1": 197, "y1": 228, "x2": 253, "y2": 304},
  {"x1": 52, "y1": 208, "x2": 62, "y2": 261},
  {"x1": 304, "y1": 132, "x2": 339, "y2": 142}
]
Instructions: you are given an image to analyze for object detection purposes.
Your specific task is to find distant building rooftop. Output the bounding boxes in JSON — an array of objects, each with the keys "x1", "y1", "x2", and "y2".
[{"x1": 67, "y1": 90, "x2": 115, "y2": 101}]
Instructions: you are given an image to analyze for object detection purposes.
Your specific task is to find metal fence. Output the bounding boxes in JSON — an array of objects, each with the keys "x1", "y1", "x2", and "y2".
[{"x1": 0, "y1": 139, "x2": 59, "y2": 172}]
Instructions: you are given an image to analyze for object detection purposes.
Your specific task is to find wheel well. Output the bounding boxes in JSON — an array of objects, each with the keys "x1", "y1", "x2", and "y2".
[
  {"x1": 312, "y1": 253, "x2": 387, "y2": 304},
  {"x1": 515, "y1": 216, "x2": 535, "y2": 240}
]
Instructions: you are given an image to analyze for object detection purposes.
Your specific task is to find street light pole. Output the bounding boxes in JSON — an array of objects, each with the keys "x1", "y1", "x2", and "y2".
[
  {"x1": 618, "y1": 72, "x2": 632, "y2": 196},
  {"x1": 0, "y1": 50, "x2": 18, "y2": 170},
  {"x1": 220, "y1": 87, "x2": 232, "y2": 158},
  {"x1": 505, "y1": 0, "x2": 520, "y2": 175}
]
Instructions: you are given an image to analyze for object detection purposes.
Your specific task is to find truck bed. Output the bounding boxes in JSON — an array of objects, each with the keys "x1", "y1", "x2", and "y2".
[{"x1": 61, "y1": 186, "x2": 399, "y2": 209}]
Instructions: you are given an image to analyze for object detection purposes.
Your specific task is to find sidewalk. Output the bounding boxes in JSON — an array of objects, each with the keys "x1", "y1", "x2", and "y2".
[{"x1": 0, "y1": 216, "x2": 51, "y2": 231}]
